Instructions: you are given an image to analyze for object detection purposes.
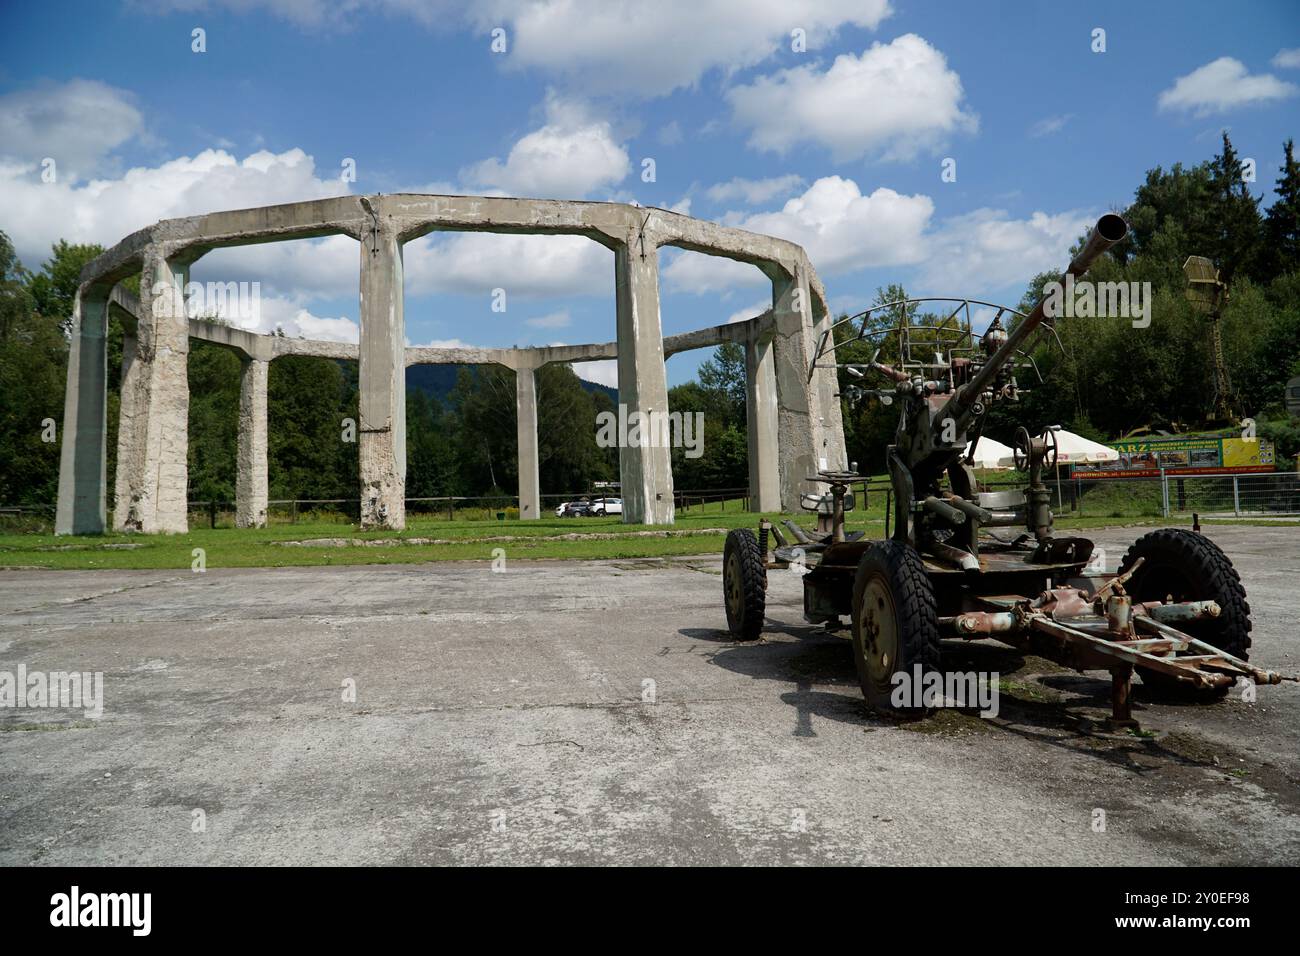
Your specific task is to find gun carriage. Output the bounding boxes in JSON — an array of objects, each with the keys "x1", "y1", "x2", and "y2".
[{"x1": 721, "y1": 214, "x2": 1296, "y2": 724}]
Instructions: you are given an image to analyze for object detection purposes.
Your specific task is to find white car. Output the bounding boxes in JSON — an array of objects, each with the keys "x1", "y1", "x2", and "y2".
[{"x1": 589, "y1": 497, "x2": 622, "y2": 516}]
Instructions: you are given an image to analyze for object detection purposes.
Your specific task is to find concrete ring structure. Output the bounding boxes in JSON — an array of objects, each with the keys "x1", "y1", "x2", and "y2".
[{"x1": 55, "y1": 194, "x2": 847, "y2": 534}]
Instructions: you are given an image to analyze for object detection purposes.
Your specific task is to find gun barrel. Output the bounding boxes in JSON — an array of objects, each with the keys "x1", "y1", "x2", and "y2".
[{"x1": 949, "y1": 213, "x2": 1128, "y2": 416}]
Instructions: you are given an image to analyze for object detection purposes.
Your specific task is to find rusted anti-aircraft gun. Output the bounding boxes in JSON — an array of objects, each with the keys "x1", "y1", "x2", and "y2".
[{"x1": 722, "y1": 214, "x2": 1296, "y2": 725}]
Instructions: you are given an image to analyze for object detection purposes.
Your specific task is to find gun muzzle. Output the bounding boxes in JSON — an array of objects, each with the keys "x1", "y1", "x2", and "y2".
[
  {"x1": 945, "y1": 213, "x2": 1128, "y2": 420},
  {"x1": 1067, "y1": 214, "x2": 1128, "y2": 277}
]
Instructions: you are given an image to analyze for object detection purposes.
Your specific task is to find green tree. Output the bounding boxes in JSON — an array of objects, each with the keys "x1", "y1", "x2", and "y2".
[
  {"x1": 0, "y1": 231, "x2": 66, "y2": 504},
  {"x1": 1209, "y1": 132, "x2": 1264, "y2": 282},
  {"x1": 1265, "y1": 139, "x2": 1300, "y2": 279},
  {"x1": 696, "y1": 342, "x2": 746, "y2": 426},
  {"x1": 186, "y1": 337, "x2": 241, "y2": 502},
  {"x1": 536, "y1": 363, "x2": 613, "y2": 492},
  {"x1": 267, "y1": 356, "x2": 355, "y2": 499},
  {"x1": 27, "y1": 240, "x2": 104, "y2": 335}
]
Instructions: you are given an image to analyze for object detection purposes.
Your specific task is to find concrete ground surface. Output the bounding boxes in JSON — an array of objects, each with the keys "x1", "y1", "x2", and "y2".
[{"x1": 1, "y1": 524, "x2": 1297, "y2": 866}]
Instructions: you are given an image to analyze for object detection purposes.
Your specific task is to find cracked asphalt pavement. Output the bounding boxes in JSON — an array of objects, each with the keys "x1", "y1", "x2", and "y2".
[{"x1": 2, "y1": 525, "x2": 1297, "y2": 865}]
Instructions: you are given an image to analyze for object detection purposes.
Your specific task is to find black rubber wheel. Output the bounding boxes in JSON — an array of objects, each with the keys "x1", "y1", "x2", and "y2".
[
  {"x1": 1118, "y1": 529, "x2": 1251, "y2": 700},
  {"x1": 723, "y1": 529, "x2": 767, "y2": 641},
  {"x1": 851, "y1": 540, "x2": 942, "y2": 713}
]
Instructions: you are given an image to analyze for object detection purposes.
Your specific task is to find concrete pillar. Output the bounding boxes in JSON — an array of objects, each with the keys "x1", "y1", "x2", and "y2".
[
  {"x1": 745, "y1": 331, "x2": 780, "y2": 512},
  {"x1": 810, "y1": 295, "x2": 847, "y2": 473},
  {"x1": 613, "y1": 237, "x2": 674, "y2": 524},
  {"x1": 112, "y1": 332, "x2": 140, "y2": 531},
  {"x1": 54, "y1": 288, "x2": 108, "y2": 534},
  {"x1": 358, "y1": 221, "x2": 405, "y2": 530},
  {"x1": 114, "y1": 248, "x2": 191, "y2": 533},
  {"x1": 515, "y1": 364, "x2": 541, "y2": 520},
  {"x1": 236, "y1": 357, "x2": 269, "y2": 528},
  {"x1": 768, "y1": 261, "x2": 843, "y2": 510}
]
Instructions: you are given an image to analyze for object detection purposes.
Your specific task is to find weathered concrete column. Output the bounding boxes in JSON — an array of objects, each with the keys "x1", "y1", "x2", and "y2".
[
  {"x1": 114, "y1": 248, "x2": 192, "y2": 533},
  {"x1": 745, "y1": 330, "x2": 780, "y2": 512},
  {"x1": 55, "y1": 288, "x2": 109, "y2": 534},
  {"x1": 236, "y1": 357, "x2": 269, "y2": 528},
  {"x1": 112, "y1": 332, "x2": 140, "y2": 531},
  {"x1": 767, "y1": 259, "x2": 844, "y2": 510},
  {"x1": 810, "y1": 291, "x2": 847, "y2": 472},
  {"x1": 515, "y1": 364, "x2": 541, "y2": 520},
  {"x1": 613, "y1": 235, "x2": 675, "y2": 524},
  {"x1": 358, "y1": 222, "x2": 405, "y2": 530}
]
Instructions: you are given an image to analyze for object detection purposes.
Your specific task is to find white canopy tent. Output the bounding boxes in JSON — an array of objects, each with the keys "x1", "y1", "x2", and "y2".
[
  {"x1": 963, "y1": 436, "x2": 1016, "y2": 470},
  {"x1": 1041, "y1": 427, "x2": 1119, "y2": 511},
  {"x1": 1043, "y1": 428, "x2": 1119, "y2": 464}
]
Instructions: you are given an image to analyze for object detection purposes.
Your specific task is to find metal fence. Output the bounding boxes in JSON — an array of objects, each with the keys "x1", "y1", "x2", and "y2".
[
  {"x1": 188, "y1": 474, "x2": 1300, "y2": 525},
  {"x1": 1132, "y1": 472, "x2": 1299, "y2": 518},
  {"x1": 4, "y1": 474, "x2": 1295, "y2": 534},
  {"x1": 863, "y1": 472, "x2": 1300, "y2": 523},
  {"x1": 961, "y1": 471, "x2": 1300, "y2": 519}
]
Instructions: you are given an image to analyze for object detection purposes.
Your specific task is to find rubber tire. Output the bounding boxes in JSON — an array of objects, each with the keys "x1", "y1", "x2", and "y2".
[
  {"x1": 1118, "y1": 529, "x2": 1251, "y2": 700},
  {"x1": 851, "y1": 540, "x2": 942, "y2": 713},
  {"x1": 723, "y1": 529, "x2": 767, "y2": 641}
]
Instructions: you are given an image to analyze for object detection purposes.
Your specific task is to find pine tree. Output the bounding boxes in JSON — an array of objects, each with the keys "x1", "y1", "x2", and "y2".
[
  {"x1": 1209, "y1": 132, "x2": 1264, "y2": 281},
  {"x1": 1264, "y1": 138, "x2": 1300, "y2": 279}
]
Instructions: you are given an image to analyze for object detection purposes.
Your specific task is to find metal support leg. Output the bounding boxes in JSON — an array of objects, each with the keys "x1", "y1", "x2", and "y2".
[{"x1": 1106, "y1": 665, "x2": 1138, "y2": 730}]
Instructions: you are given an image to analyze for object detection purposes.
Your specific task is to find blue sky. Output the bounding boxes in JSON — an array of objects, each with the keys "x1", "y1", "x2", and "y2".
[{"x1": 1, "y1": 0, "x2": 1296, "y2": 387}]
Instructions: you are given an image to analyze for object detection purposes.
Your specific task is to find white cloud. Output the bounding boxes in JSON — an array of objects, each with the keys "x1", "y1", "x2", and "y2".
[
  {"x1": 572, "y1": 358, "x2": 618, "y2": 389},
  {"x1": 705, "y1": 174, "x2": 805, "y2": 205},
  {"x1": 195, "y1": 234, "x2": 358, "y2": 300},
  {"x1": 663, "y1": 174, "x2": 1089, "y2": 302},
  {"x1": 1029, "y1": 114, "x2": 1072, "y2": 138},
  {"x1": 1158, "y1": 57, "x2": 1298, "y2": 116},
  {"x1": 1272, "y1": 48, "x2": 1300, "y2": 69},
  {"x1": 141, "y1": 0, "x2": 455, "y2": 30},
  {"x1": 744, "y1": 178, "x2": 933, "y2": 273},
  {"x1": 661, "y1": 250, "x2": 769, "y2": 295},
  {"x1": 0, "y1": 79, "x2": 144, "y2": 181},
  {"x1": 471, "y1": 0, "x2": 893, "y2": 97},
  {"x1": 146, "y1": 2, "x2": 891, "y2": 97},
  {"x1": 915, "y1": 207, "x2": 1095, "y2": 292},
  {"x1": 726, "y1": 299, "x2": 771, "y2": 324},
  {"x1": 665, "y1": 177, "x2": 933, "y2": 293},
  {"x1": 726, "y1": 34, "x2": 977, "y2": 162},
  {"x1": 0, "y1": 79, "x2": 616, "y2": 302},
  {"x1": 286, "y1": 311, "x2": 360, "y2": 342},
  {"x1": 1, "y1": 145, "x2": 350, "y2": 271},
  {"x1": 460, "y1": 93, "x2": 629, "y2": 198},
  {"x1": 200, "y1": 291, "x2": 359, "y2": 342},
  {"x1": 657, "y1": 121, "x2": 683, "y2": 146},
  {"x1": 412, "y1": 337, "x2": 474, "y2": 348},
  {"x1": 405, "y1": 232, "x2": 611, "y2": 298},
  {"x1": 525, "y1": 309, "x2": 572, "y2": 328}
]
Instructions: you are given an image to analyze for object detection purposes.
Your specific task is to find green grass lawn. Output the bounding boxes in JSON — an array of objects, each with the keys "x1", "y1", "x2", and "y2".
[
  {"x1": 0, "y1": 510, "x2": 784, "y2": 571},
  {"x1": 0, "y1": 492, "x2": 1289, "y2": 571}
]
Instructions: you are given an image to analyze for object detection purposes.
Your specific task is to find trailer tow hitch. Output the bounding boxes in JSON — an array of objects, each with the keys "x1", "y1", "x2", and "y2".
[{"x1": 939, "y1": 558, "x2": 1298, "y2": 728}]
